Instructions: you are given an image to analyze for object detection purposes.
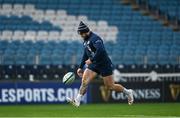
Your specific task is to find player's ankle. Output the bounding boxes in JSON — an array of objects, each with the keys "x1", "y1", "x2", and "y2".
[
  {"x1": 123, "y1": 88, "x2": 130, "y2": 95},
  {"x1": 75, "y1": 98, "x2": 80, "y2": 103},
  {"x1": 75, "y1": 93, "x2": 83, "y2": 103}
]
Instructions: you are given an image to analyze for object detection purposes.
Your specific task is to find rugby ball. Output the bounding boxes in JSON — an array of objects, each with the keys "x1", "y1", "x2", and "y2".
[{"x1": 62, "y1": 72, "x2": 75, "y2": 84}]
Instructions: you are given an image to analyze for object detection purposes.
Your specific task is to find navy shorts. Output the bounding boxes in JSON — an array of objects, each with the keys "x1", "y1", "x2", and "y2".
[{"x1": 87, "y1": 63, "x2": 113, "y2": 77}]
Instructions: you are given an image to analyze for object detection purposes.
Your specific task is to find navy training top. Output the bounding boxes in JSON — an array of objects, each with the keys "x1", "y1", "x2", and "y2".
[{"x1": 79, "y1": 32, "x2": 112, "y2": 68}]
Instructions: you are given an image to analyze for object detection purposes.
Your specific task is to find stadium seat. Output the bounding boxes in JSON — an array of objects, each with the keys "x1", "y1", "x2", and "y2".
[
  {"x1": 0, "y1": 0, "x2": 179, "y2": 68},
  {"x1": 39, "y1": 53, "x2": 52, "y2": 65},
  {"x1": 3, "y1": 54, "x2": 15, "y2": 65}
]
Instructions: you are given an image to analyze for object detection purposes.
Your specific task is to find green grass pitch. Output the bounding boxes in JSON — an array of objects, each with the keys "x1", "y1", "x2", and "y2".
[{"x1": 0, "y1": 103, "x2": 179, "y2": 117}]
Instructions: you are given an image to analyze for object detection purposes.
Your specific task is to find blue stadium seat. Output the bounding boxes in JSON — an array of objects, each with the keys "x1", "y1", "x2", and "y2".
[
  {"x1": 158, "y1": 54, "x2": 170, "y2": 65},
  {"x1": 40, "y1": 49, "x2": 52, "y2": 55},
  {"x1": 26, "y1": 54, "x2": 36, "y2": 65},
  {"x1": 16, "y1": 49, "x2": 28, "y2": 55},
  {"x1": 147, "y1": 55, "x2": 158, "y2": 65},
  {"x1": 3, "y1": 54, "x2": 15, "y2": 65},
  {"x1": 0, "y1": 0, "x2": 179, "y2": 66},
  {"x1": 39, "y1": 53, "x2": 52, "y2": 65},
  {"x1": 51, "y1": 54, "x2": 63, "y2": 65},
  {"x1": 15, "y1": 54, "x2": 27, "y2": 65},
  {"x1": 4, "y1": 49, "x2": 16, "y2": 55},
  {"x1": 123, "y1": 49, "x2": 135, "y2": 65},
  {"x1": 112, "y1": 54, "x2": 123, "y2": 65}
]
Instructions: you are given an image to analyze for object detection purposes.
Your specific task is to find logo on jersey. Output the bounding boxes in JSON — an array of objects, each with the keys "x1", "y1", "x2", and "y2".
[
  {"x1": 95, "y1": 40, "x2": 102, "y2": 44},
  {"x1": 84, "y1": 41, "x2": 95, "y2": 57},
  {"x1": 87, "y1": 45, "x2": 92, "y2": 52},
  {"x1": 87, "y1": 41, "x2": 90, "y2": 44}
]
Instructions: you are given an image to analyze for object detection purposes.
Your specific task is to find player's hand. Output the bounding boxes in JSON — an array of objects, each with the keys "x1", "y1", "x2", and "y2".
[
  {"x1": 77, "y1": 68, "x2": 83, "y2": 78},
  {"x1": 85, "y1": 59, "x2": 92, "y2": 65}
]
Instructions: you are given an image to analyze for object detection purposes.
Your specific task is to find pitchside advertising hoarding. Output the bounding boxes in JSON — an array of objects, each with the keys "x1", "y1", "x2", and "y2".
[
  {"x1": 0, "y1": 82, "x2": 88, "y2": 104},
  {"x1": 90, "y1": 82, "x2": 180, "y2": 103},
  {"x1": 0, "y1": 81, "x2": 179, "y2": 104}
]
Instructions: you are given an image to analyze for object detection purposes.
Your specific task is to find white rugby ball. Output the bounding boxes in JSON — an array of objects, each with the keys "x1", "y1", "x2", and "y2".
[{"x1": 62, "y1": 72, "x2": 75, "y2": 84}]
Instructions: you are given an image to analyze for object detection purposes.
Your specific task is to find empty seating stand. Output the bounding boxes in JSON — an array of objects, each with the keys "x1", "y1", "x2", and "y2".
[{"x1": 0, "y1": 0, "x2": 179, "y2": 80}]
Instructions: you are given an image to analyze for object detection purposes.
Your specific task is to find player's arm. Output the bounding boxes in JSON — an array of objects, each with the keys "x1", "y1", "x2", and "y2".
[
  {"x1": 90, "y1": 39, "x2": 104, "y2": 63},
  {"x1": 77, "y1": 49, "x2": 88, "y2": 77},
  {"x1": 79, "y1": 49, "x2": 88, "y2": 69}
]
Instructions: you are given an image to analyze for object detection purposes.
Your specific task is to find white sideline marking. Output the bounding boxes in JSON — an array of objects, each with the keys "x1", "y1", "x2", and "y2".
[{"x1": 115, "y1": 115, "x2": 180, "y2": 118}]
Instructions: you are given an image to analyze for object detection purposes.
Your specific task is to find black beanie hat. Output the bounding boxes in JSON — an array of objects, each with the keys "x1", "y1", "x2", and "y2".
[{"x1": 77, "y1": 21, "x2": 90, "y2": 34}]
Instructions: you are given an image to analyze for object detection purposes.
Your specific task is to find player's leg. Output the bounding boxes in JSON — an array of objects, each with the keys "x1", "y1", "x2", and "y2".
[
  {"x1": 67, "y1": 68, "x2": 97, "y2": 107},
  {"x1": 78, "y1": 68, "x2": 97, "y2": 95},
  {"x1": 102, "y1": 75, "x2": 134, "y2": 105},
  {"x1": 103, "y1": 75, "x2": 124, "y2": 92}
]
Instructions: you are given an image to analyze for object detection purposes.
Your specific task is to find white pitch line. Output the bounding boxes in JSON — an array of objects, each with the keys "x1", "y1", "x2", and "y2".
[
  {"x1": 114, "y1": 115, "x2": 180, "y2": 118},
  {"x1": 9, "y1": 116, "x2": 178, "y2": 118}
]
